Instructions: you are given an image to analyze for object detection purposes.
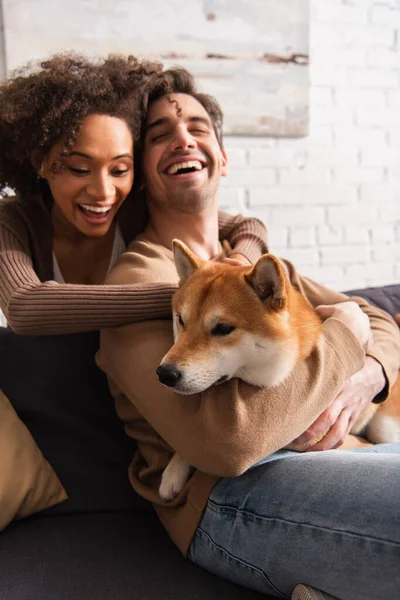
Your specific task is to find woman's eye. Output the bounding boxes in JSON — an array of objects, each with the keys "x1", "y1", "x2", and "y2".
[
  {"x1": 111, "y1": 169, "x2": 129, "y2": 177},
  {"x1": 178, "y1": 315, "x2": 184, "y2": 327},
  {"x1": 211, "y1": 323, "x2": 236, "y2": 336},
  {"x1": 68, "y1": 167, "x2": 90, "y2": 175}
]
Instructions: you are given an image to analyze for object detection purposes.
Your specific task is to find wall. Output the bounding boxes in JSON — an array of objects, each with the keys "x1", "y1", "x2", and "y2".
[
  {"x1": 221, "y1": 0, "x2": 400, "y2": 290},
  {"x1": 1, "y1": 0, "x2": 400, "y2": 291},
  {"x1": 0, "y1": 0, "x2": 5, "y2": 79}
]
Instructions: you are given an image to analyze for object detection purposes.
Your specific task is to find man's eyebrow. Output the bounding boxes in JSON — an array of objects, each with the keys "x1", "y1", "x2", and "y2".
[
  {"x1": 188, "y1": 116, "x2": 212, "y2": 127},
  {"x1": 145, "y1": 117, "x2": 171, "y2": 134},
  {"x1": 145, "y1": 115, "x2": 212, "y2": 134},
  {"x1": 67, "y1": 151, "x2": 133, "y2": 160}
]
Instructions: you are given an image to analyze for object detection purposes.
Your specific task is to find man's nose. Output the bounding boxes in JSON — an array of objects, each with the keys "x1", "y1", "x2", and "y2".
[
  {"x1": 171, "y1": 128, "x2": 196, "y2": 151},
  {"x1": 86, "y1": 174, "x2": 114, "y2": 199}
]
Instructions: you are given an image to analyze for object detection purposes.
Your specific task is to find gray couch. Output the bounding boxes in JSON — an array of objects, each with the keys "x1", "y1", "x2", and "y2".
[{"x1": 0, "y1": 284, "x2": 398, "y2": 600}]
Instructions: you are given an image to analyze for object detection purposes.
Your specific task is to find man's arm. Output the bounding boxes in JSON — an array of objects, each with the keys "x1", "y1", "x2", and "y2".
[
  {"x1": 217, "y1": 210, "x2": 268, "y2": 263},
  {"x1": 287, "y1": 260, "x2": 400, "y2": 397},
  {"x1": 284, "y1": 259, "x2": 400, "y2": 450},
  {"x1": 99, "y1": 244, "x2": 371, "y2": 477},
  {"x1": 99, "y1": 247, "x2": 399, "y2": 477},
  {"x1": 99, "y1": 316, "x2": 364, "y2": 478}
]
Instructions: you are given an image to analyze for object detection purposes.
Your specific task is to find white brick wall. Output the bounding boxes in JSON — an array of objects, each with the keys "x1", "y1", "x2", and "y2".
[
  {"x1": 1, "y1": 0, "x2": 399, "y2": 293},
  {"x1": 0, "y1": 0, "x2": 5, "y2": 79},
  {"x1": 221, "y1": 0, "x2": 400, "y2": 291}
]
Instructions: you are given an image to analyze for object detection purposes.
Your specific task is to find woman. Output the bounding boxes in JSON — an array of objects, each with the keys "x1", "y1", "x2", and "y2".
[
  {"x1": 0, "y1": 53, "x2": 269, "y2": 529},
  {"x1": 0, "y1": 53, "x2": 268, "y2": 336}
]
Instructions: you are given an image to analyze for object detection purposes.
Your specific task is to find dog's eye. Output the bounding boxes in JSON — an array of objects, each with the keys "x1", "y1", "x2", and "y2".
[
  {"x1": 177, "y1": 315, "x2": 184, "y2": 327},
  {"x1": 211, "y1": 323, "x2": 236, "y2": 336}
]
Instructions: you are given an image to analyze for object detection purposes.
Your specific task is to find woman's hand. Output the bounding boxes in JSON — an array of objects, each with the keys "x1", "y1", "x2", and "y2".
[{"x1": 221, "y1": 253, "x2": 251, "y2": 267}]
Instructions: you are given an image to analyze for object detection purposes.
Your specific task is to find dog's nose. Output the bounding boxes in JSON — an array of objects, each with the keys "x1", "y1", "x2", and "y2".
[{"x1": 156, "y1": 364, "x2": 182, "y2": 387}]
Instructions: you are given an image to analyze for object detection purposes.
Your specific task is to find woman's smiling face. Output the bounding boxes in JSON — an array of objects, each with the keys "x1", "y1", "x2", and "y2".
[{"x1": 40, "y1": 114, "x2": 134, "y2": 238}]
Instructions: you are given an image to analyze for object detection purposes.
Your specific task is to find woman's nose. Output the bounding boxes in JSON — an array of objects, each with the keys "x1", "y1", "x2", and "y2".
[{"x1": 86, "y1": 174, "x2": 114, "y2": 199}]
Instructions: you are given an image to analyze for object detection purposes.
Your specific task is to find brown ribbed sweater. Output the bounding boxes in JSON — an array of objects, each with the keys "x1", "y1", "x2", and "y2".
[
  {"x1": 0, "y1": 194, "x2": 268, "y2": 334},
  {"x1": 98, "y1": 236, "x2": 400, "y2": 555}
]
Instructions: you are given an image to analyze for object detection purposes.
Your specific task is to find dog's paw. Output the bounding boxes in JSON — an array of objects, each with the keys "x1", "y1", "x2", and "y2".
[
  {"x1": 159, "y1": 474, "x2": 182, "y2": 501},
  {"x1": 159, "y1": 456, "x2": 192, "y2": 501}
]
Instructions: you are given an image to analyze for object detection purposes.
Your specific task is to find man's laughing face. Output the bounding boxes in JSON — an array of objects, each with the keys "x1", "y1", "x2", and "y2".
[{"x1": 142, "y1": 93, "x2": 228, "y2": 214}]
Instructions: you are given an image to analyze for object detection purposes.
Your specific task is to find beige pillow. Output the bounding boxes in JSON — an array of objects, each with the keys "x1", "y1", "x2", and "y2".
[{"x1": 0, "y1": 390, "x2": 68, "y2": 530}]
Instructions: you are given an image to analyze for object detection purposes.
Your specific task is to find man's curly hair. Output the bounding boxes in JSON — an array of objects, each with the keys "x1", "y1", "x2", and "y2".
[
  {"x1": 0, "y1": 53, "x2": 166, "y2": 196},
  {"x1": 141, "y1": 66, "x2": 224, "y2": 149}
]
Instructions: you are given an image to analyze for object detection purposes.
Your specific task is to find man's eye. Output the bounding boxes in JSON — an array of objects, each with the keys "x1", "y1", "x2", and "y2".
[
  {"x1": 151, "y1": 132, "x2": 168, "y2": 142},
  {"x1": 177, "y1": 315, "x2": 184, "y2": 327},
  {"x1": 211, "y1": 323, "x2": 236, "y2": 336}
]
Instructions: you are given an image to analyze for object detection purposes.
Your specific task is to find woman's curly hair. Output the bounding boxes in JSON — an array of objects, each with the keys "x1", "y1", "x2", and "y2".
[{"x1": 0, "y1": 53, "x2": 166, "y2": 196}]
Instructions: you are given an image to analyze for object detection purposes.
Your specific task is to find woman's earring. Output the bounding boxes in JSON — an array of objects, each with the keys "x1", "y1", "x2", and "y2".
[{"x1": 38, "y1": 162, "x2": 45, "y2": 178}]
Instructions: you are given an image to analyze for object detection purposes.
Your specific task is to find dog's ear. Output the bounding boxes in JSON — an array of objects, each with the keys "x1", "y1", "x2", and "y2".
[
  {"x1": 245, "y1": 254, "x2": 288, "y2": 309},
  {"x1": 173, "y1": 239, "x2": 201, "y2": 284}
]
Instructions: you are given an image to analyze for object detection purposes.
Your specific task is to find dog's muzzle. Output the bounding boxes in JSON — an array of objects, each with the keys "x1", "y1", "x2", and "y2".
[{"x1": 156, "y1": 364, "x2": 182, "y2": 387}]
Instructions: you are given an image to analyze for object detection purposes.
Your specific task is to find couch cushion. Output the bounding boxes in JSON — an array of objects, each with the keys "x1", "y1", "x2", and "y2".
[
  {"x1": 344, "y1": 284, "x2": 400, "y2": 319},
  {"x1": 0, "y1": 327, "x2": 149, "y2": 514},
  {"x1": 0, "y1": 389, "x2": 67, "y2": 530},
  {"x1": 0, "y1": 512, "x2": 267, "y2": 600}
]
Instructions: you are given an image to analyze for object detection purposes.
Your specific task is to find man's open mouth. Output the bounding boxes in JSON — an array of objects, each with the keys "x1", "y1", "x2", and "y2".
[{"x1": 165, "y1": 160, "x2": 205, "y2": 176}]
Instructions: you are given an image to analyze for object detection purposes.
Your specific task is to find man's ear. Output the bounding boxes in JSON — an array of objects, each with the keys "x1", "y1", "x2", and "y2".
[
  {"x1": 245, "y1": 254, "x2": 288, "y2": 310},
  {"x1": 30, "y1": 150, "x2": 46, "y2": 179},
  {"x1": 220, "y1": 148, "x2": 228, "y2": 177},
  {"x1": 173, "y1": 239, "x2": 202, "y2": 284}
]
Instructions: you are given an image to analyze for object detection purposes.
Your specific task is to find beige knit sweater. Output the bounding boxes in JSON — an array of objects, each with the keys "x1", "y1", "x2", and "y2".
[
  {"x1": 0, "y1": 194, "x2": 268, "y2": 334},
  {"x1": 98, "y1": 235, "x2": 400, "y2": 555}
]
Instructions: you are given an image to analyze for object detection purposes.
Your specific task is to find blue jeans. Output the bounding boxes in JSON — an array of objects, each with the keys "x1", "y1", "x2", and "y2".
[{"x1": 188, "y1": 444, "x2": 400, "y2": 600}]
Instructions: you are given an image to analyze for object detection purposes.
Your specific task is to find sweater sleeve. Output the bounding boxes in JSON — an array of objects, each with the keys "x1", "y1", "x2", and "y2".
[
  {"x1": 0, "y1": 218, "x2": 176, "y2": 335},
  {"x1": 0, "y1": 205, "x2": 266, "y2": 335},
  {"x1": 99, "y1": 318, "x2": 364, "y2": 478},
  {"x1": 282, "y1": 259, "x2": 400, "y2": 399},
  {"x1": 98, "y1": 248, "x2": 367, "y2": 478},
  {"x1": 217, "y1": 210, "x2": 268, "y2": 263}
]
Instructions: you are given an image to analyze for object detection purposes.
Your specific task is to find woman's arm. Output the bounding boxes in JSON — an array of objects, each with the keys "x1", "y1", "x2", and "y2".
[
  {"x1": 0, "y1": 221, "x2": 176, "y2": 335},
  {"x1": 0, "y1": 206, "x2": 267, "y2": 335},
  {"x1": 218, "y1": 211, "x2": 268, "y2": 263}
]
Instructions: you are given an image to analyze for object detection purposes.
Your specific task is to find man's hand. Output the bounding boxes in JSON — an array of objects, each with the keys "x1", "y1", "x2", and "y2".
[
  {"x1": 316, "y1": 302, "x2": 374, "y2": 350},
  {"x1": 221, "y1": 253, "x2": 251, "y2": 267},
  {"x1": 291, "y1": 356, "x2": 386, "y2": 451},
  {"x1": 291, "y1": 302, "x2": 382, "y2": 451}
]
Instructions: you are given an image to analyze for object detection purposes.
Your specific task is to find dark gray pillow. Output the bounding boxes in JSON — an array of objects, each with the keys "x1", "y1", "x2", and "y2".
[
  {"x1": 344, "y1": 284, "x2": 400, "y2": 319},
  {"x1": 0, "y1": 327, "x2": 149, "y2": 514}
]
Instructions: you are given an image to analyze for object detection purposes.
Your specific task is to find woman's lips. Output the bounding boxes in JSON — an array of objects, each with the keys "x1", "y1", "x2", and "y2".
[{"x1": 78, "y1": 204, "x2": 113, "y2": 224}]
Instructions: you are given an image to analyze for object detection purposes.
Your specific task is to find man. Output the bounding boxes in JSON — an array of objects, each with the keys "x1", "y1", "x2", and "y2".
[{"x1": 98, "y1": 69, "x2": 400, "y2": 600}]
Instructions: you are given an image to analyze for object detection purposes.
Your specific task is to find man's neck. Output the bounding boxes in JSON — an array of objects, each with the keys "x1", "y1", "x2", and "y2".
[{"x1": 144, "y1": 206, "x2": 220, "y2": 261}]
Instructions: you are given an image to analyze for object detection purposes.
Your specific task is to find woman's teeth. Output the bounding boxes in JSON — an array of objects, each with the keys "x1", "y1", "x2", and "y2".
[
  {"x1": 167, "y1": 160, "x2": 203, "y2": 175},
  {"x1": 79, "y1": 204, "x2": 112, "y2": 214}
]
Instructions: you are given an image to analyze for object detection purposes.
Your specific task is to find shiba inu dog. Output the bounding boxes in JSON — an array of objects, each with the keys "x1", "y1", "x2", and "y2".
[{"x1": 156, "y1": 240, "x2": 400, "y2": 500}]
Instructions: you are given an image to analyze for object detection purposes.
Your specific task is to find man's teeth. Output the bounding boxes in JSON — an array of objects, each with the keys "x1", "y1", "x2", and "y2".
[
  {"x1": 79, "y1": 204, "x2": 112, "y2": 214},
  {"x1": 167, "y1": 160, "x2": 203, "y2": 175}
]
